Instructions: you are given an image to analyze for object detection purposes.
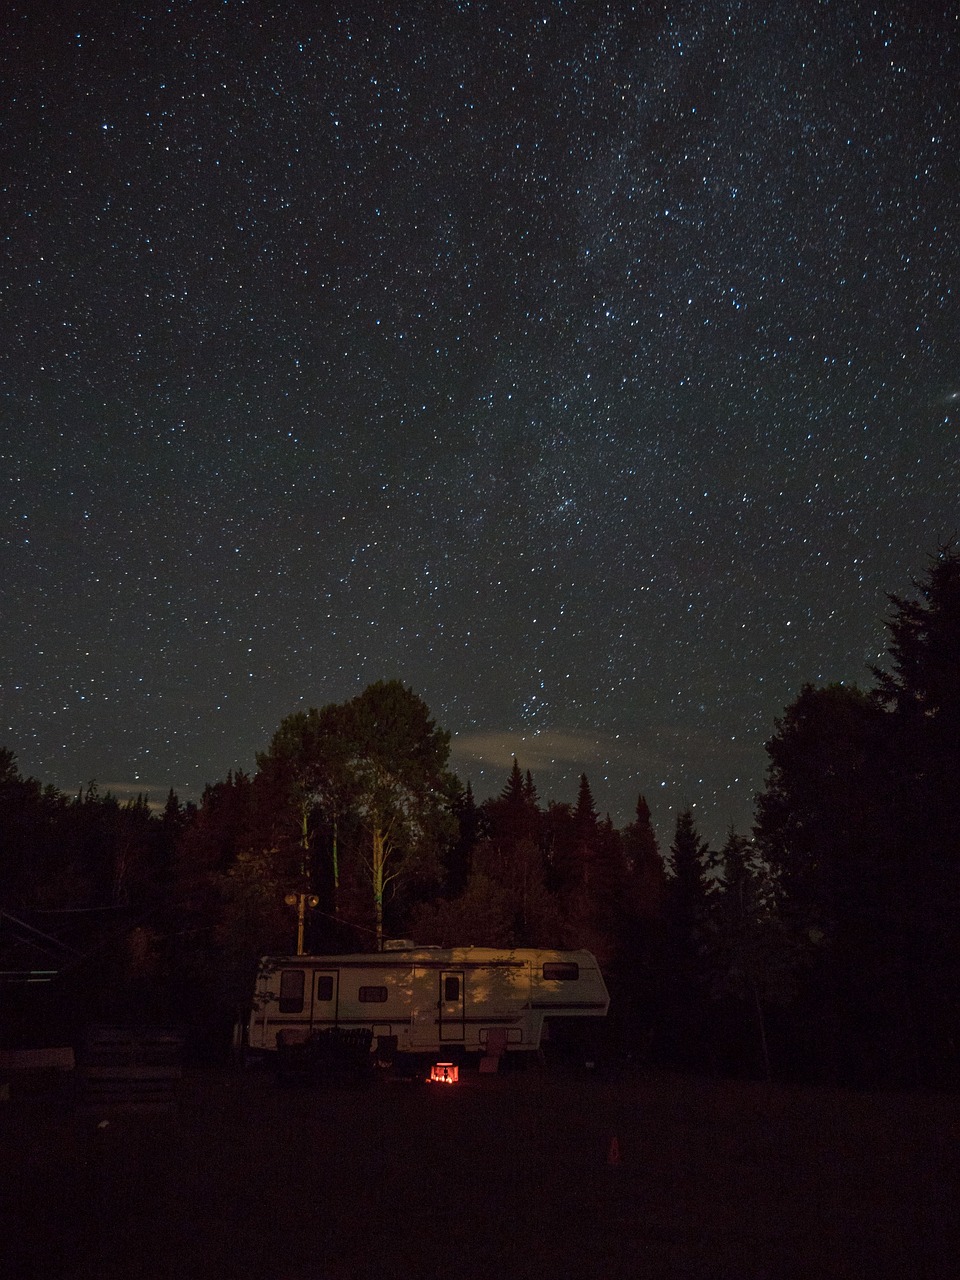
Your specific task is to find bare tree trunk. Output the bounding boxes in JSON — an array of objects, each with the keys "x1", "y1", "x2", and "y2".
[
  {"x1": 752, "y1": 977, "x2": 772, "y2": 1083},
  {"x1": 372, "y1": 825, "x2": 386, "y2": 951},
  {"x1": 331, "y1": 810, "x2": 340, "y2": 922}
]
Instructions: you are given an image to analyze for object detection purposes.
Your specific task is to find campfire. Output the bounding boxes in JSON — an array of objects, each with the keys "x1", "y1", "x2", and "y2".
[{"x1": 428, "y1": 1062, "x2": 458, "y2": 1084}]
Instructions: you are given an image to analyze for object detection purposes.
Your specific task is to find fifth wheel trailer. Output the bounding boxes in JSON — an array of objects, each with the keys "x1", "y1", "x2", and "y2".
[{"x1": 246, "y1": 945, "x2": 609, "y2": 1059}]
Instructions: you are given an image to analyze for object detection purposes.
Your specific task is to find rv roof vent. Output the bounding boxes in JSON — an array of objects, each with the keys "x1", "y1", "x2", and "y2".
[{"x1": 383, "y1": 938, "x2": 417, "y2": 951}]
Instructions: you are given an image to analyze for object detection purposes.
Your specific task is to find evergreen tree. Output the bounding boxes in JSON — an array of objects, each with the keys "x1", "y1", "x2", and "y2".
[
  {"x1": 609, "y1": 794, "x2": 667, "y2": 1060},
  {"x1": 568, "y1": 772, "x2": 600, "y2": 899},
  {"x1": 661, "y1": 808, "x2": 713, "y2": 1068},
  {"x1": 484, "y1": 758, "x2": 540, "y2": 851},
  {"x1": 871, "y1": 545, "x2": 960, "y2": 1083},
  {"x1": 667, "y1": 808, "x2": 711, "y2": 933},
  {"x1": 622, "y1": 794, "x2": 665, "y2": 920},
  {"x1": 704, "y1": 829, "x2": 795, "y2": 1080},
  {"x1": 446, "y1": 779, "x2": 481, "y2": 897},
  {"x1": 541, "y1": 799, "x2": 575, "y2": 896},
  {"x1": 474, "y1": 761, "x2": 557, "y2": 945},
  {"x1": 165, "y1": 770, "x2": 278, "y2": 1030},
  {"x1": 574, "y1": 772, "x2": 598, "y2": 835},
  {"x1": 754, "y1": 682, "x2": 904, "y2": 1083},
  {"x1": 523, "y1": 769, "x2": 539, "y2": 807},
  {"x1": 0, "y1": 749, "x2": 65, "y2": 909}
]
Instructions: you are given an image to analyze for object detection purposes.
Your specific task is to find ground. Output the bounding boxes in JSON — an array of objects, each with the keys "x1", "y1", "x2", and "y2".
[{"x1": 2, "y1": 1060, "x2": 958, "y2": 1279}]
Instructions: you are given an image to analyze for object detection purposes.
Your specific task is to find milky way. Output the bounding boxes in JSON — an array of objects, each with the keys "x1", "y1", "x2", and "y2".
[{"x1": 3, "y1": 1, "x2": 958, "y2": 843}]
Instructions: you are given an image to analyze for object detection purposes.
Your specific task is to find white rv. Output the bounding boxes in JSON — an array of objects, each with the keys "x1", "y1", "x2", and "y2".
[{"x1": 246, "y1": 944, "x2": 609, "y2": 1059}]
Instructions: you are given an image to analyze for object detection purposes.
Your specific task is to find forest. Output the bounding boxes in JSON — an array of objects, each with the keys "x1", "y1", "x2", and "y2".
[{"x1": 2, "y1": 547, "x2": 958, "y2": 1088}]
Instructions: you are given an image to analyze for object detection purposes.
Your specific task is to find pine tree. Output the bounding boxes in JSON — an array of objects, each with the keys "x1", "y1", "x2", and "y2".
[
  {"x1": 476, "y1": 761, "x2": 553, "y2": 944},
  {"x1": 667, "y1": 808, "x2": 710, "y2": 932},
  {"x1": 622, "y1": 794, "x2": 665, "y2": 919},
  {"x1": 484, "y1": 758, "x2": 540, "y2": 851},
  {"x1": 704, "y1": 829, "x2": 794, "y2": 1080},
  {"x1": 574, "y1": 772, "x2": 598, "y2": 835},
  {"x1": 661, "y1": 808, "x2": 712, "y2": 1068},
  {"x1": 871, "y1": 545, "x2": 960, "y2": 1083},
  {"x1": 754, "y1": 682, "x2": 896, "y2": 1083},
  {"x1": 447, "y1": 780, "x2": 481, "y2": 896}
]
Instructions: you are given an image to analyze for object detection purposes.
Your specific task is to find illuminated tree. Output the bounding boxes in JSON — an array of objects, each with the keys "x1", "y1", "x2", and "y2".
[
  {"x1": 339, "y1": 681, "x2": 457, "y2": 950},
  {"x1": 256, "y1": 702, "x2": 355, "y2": 928}
]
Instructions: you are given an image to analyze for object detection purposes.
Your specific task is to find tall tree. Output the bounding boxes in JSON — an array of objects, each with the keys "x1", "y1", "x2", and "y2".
[
  {"x1": 555, "y1": 776, "x2": 632, "y2": 966},
  {"x1": 339, "y1": 681, "x2": 457, "y2": 949},
  {"x1": 446, "y1": 779, "x2": 482, "y2": 897},
  {"x1": 574, "y1": 773, "x2": 598, "y2": 835},
  {"x1": 611, "y1": 794, "x2": 667, "y2": 1060},
  {"x1": 0, "y1": 749, "x2": 65, "y2": 909},
  {"x1": 871, "y1": 545, "x2": 960, "y2": 1083},
  {"x1": 703, "y1": 829, "x2": 794, "y2": 1080},
  {"x1": 256, "y1": 701, "x2": 356, "y2": 932},
  {"x1": 754, "y1": 682, "x2": 902, "y2": 1082},
  {"x1": 483, "y1": 758, "x2": 540, "y2": 851},
  {"x1": 667, "y1": 808, "x2": 711, "y2": 934},
  {"x1": 661, "y1": 808, "x2": 712, "y2": 1068},
  {"x1": 621, "y1": 794, "x2": 665, "y2": 920}
]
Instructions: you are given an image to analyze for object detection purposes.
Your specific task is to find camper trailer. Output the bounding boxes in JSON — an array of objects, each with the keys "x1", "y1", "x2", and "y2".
[{"x1": 246, "y1": 944, "x2": 609, "y2": 1060}]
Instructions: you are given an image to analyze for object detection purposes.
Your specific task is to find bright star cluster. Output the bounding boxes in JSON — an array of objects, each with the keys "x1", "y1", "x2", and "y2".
[{"x1": 2, "y1": 2, "x2": 957, "y2": 843}]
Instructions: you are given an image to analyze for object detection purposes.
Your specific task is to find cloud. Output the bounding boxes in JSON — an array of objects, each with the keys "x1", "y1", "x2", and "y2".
[
  {"x1": 451, "y1": 729, "x2": 610, "y2": 774},
  {"x1": 451, "y1": 722, "x2": 757, "y2": 780},
  {"x1": 95, "y1": 783, "x2": 169, "y2": 812}
]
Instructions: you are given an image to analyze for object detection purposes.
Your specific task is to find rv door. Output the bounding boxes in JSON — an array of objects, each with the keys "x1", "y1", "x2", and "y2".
[
  {"x1": 438, "y1": 970, "x2": 465, "y2": 1042},
  {"x1": 313, "y1": 968, "x2": 339, "y2": 1028}
]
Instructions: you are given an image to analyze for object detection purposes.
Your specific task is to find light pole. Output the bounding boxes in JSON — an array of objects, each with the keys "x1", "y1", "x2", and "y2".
[{"x1": 284, "y1": 892, "x2": 319, "y2": 956}]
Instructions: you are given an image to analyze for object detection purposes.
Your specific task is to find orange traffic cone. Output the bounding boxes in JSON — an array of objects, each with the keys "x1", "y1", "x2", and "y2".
[{"x1": 607, "y1": 1135, "x2": 621, "y2": 1167}]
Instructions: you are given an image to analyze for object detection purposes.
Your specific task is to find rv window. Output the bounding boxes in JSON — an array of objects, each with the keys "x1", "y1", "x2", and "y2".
[
  {"x1": 316, "y1": 975, "x2": 334, "y2": 1001},
  {"x1": 444, "y1": 976, "x2": 460, "y2": 1002},
  {"x1": 279, "y1": 969, "x2": 305, "y2": 1013},
  {"x1": 543, "y1": 962, "x2": 579, "y2": 981},
  {"x1": 359, "y1": 985, "x2": 388, "y2": 1003}
]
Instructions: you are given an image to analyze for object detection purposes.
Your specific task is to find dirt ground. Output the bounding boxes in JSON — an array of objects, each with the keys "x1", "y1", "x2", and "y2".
[{"x1": 2, "y1": 1060, "x2": 959, "y2": 1280}]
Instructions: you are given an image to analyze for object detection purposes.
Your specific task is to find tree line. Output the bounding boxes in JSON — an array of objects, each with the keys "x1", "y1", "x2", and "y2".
[{"x1": 1, "y1": 547, "x2": 958, "y2": 1086}]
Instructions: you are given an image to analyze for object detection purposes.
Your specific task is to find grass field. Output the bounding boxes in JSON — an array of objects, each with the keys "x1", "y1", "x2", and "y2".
[{"x1": 2, "y1": 1060, "x2": 959, "y2": 1279}]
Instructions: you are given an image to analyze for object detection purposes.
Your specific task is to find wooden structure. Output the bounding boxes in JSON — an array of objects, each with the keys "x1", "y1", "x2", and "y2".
[{"x1": 78, "y1": 1025, "x2": 184, "y2": 1112}]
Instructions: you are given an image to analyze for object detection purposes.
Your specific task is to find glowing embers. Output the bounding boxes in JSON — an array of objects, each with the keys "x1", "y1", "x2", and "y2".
[{"x1": 429, "y1": 1061, "x2": 458, "y2": 1084}]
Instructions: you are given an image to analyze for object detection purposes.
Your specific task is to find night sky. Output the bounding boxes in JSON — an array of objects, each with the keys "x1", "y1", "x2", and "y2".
[{"x1": 3, "y1": 1, "x2": 958, "y2": 845}]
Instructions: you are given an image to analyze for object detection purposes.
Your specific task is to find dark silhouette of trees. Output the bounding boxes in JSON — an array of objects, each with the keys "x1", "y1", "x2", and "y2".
[
  {"x1": 0, "y1": 750, "x2": 66, "y2": 910},
  {"x1": 872, "y1": 546, "x2": 960, "y2": 1083},
  {"x1": 414, "y1": 759, "x2": 561, "y2": 948},
  {"x1": 754, "y1": 546, "x2": 960, "y2": 1084},
  {"x1": 0, "y1": 757, "x2": 192, "y2": 1038},
  {"x1": 601, "y1": 793, "x2": 667, "y2": 1060},
  {"x1": 660, "y1": 808, "x2": 712, "y2": 1067},
  {"x1": 754, "y1": 683, "x2": 895, "y2": 1082},
  {"x1": 446, "y1": 779, "x2": 482, "y2": 897},
  {"x1": 484, "y1": 758, "x2": 541, "y2": 854},
  {"x1": 622, "y1": 795, "x2": 665, "y2": 922},
  {"x1": 702, "y1": 829, "x2": 794, "y2": 1080},
  {"x1": 558, "y1": 776, "x2": 633, "y2": 967},
  {"x1": 4, "y1": 550, "x2": 958, "y2": 1080}
]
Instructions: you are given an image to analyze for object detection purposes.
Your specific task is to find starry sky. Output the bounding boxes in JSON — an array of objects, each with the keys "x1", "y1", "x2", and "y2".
[{"x1": 3, "y1": 1, "x2": 958, "y2": 846}]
